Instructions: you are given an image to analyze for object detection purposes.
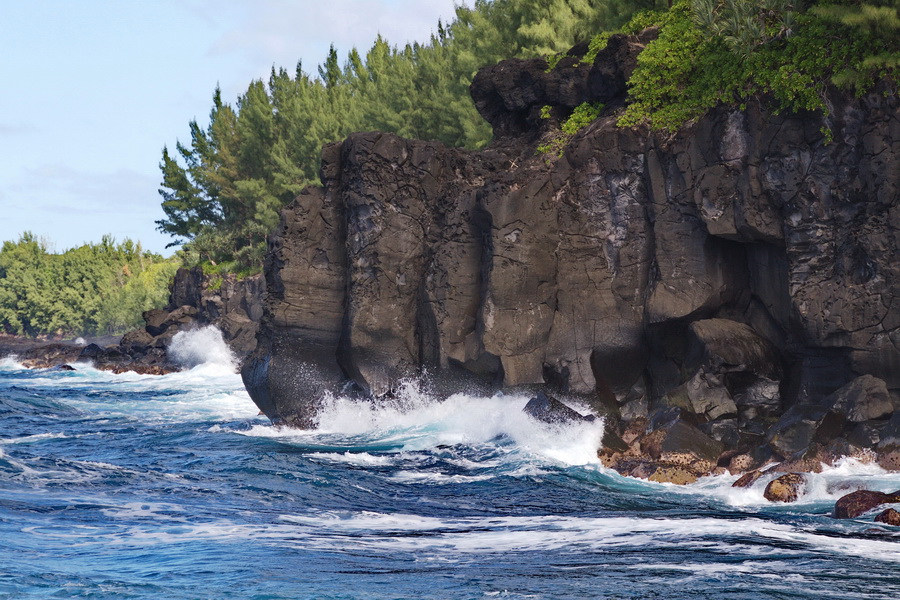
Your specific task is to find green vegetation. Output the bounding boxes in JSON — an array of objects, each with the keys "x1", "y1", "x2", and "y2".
[
  {"x1": 0, "y1": 233, "x2": 180, "y2": 338},
  {"x1": 158, "y1": 0, "x2": 666, "y2": 271},
  {"x1": 538, "y1": 101, "x2": 605, "y2": 156},
  {"x1": 157, "y1": 0, "x2": 898, "y2": 275},
  {"x1": 618, "y1": 0, "x2": 898, "y2": 131}
]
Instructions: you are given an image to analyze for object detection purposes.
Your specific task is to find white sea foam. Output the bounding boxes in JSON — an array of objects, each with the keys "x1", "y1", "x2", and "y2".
[
  {"x1": 668, "y1": 459, "x2": 900, "y2": 510},
  {"x1": 0, "y1": 432, "x2": 67, "y2": 445},
  {"x1": 4, "y1": 357, "x2": 259, "y2": 423},
  {"x1": 312, "y1": 452, "x2": 400, "y2": 467},
  {"x1": 389, "y1": 470, "x2": 497, "y2": 484},
  {"x1": 238, "y1": 385, "x2": 606, "y2": 467},
  {"x1": 100, "y1": 501, "x2": 190, "y2": 522},
  {"x1": 168, "y1": 326, "x2": 237, "y2": 372},
  {"x1": 0, "y1": 354, "x2": 23, "y2": 369},
  {"x1": 24, "y1": 510, "x2": 900, "y2": 565}
]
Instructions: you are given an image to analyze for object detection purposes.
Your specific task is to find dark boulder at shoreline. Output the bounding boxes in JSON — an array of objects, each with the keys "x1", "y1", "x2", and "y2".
[
  {"x1": 834, "y1": 489, "x2": 900, "y2": 519},
  {"x1": 523, "y1": 392, "x2": 596, "y2": 424}
]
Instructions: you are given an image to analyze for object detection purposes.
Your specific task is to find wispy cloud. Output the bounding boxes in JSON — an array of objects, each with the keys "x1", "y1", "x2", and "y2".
[
  {"x1": 203, "y1": 0, "x2": 461, "y2": 78},
  {"x1": 0, "y1": 123, "x2": 37, "y2": 136},
  {"x1": 1, "y1": 164, "x2": 172, "y2": 253}
]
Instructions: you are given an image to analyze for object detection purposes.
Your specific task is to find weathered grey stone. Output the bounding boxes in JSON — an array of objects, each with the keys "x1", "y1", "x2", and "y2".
[
  {"x1": 523, "y1": 392, "x2": 594, "y2": 425},
  {"x1": 766, "y1": 405, "x2": 846, "y2": 459},
  {"x1": 821, "y1": 375, "x2": 893, "y2": 422}
]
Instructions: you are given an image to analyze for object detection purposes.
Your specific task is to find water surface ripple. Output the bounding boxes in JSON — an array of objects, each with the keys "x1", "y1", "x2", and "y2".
[{"x1": 1, "y1": 353, "x2": 898, "y2": 599}]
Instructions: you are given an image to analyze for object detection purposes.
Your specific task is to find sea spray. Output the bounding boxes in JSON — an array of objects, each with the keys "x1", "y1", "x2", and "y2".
[
  {"x1": 0, "y1": 355, "x2": 23, "y2": 370},
  {"x1": 242, "y1": 380, "x2": 606, "y2": 467},
  {"x1": 168, "y1": 325, "x2": 236, "y2": 371},
  {"x1": 3, "y1": 365, "x2": 900, "y2": 598}
]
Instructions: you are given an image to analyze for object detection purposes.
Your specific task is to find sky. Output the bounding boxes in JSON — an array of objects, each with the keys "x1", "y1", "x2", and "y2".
[{"x1": 0, "y1": 0, "x2": 461, "y2": 256}]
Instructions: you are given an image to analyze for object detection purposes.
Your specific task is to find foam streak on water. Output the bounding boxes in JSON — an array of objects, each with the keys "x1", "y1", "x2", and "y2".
[{"x1": 1, "y1": 353, "x2": 899, "y2": 599}]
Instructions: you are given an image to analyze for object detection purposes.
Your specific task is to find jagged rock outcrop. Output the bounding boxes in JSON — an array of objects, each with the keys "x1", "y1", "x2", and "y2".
[
  {"x1": 94, "y1": 267, "x2": 264, "y2": 372},
  {"x1": 243, "y1": 31, "x2": 899, "y2": 479}
]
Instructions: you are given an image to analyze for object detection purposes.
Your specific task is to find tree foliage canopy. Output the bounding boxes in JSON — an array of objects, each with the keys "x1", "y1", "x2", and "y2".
[
  {"x1": 158, "y1": 0, "x2": 665, "y2": 271},
  {"x1": 618, "y1": 0, "x2": 898, "y2": 130},
  {"x1": 0, "y1": 233, "x2": 180, "y2": 338}
]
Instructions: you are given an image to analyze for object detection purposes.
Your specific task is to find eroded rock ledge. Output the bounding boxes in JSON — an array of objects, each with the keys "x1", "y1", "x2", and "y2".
[{"x1": 242, "y1": 34, "x2": 900, "y2": 478}]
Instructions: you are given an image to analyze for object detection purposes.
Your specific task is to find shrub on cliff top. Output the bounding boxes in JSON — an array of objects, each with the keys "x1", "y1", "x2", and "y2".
[
  {"x1": 538, "y1": 101, "x2": 605, "y2": 156},
  {"x1": 617, "y1": 0, "x2": 898, "y2": 131}
]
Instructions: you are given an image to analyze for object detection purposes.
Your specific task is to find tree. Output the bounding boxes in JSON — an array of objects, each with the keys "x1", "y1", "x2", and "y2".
[
  {"x1": 157, "y1": 0, "x2": 665, "y2": 270},
  {"x1": 0, "y1": 233, "x2": 179, "y2": 337}
]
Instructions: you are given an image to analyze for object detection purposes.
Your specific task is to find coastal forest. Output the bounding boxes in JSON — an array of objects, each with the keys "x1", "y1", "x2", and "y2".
[
  {"x1": 0, "y1": 234, "x2": 178, "y2": 337},
  {"x1": 1, "y1": 0, "x2": 896, "y2": 338}
]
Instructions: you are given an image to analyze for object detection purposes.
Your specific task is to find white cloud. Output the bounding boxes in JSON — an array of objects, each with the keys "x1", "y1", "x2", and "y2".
[
  {"x1": 202, "y1": 0, "x2": 461, "y2": 80},
  {"x1": 0, "y1": 123, "x2": 37, "y2": 136},
  {"x1": 1, "y1": 165, "x2": 172, "y2": 254}
]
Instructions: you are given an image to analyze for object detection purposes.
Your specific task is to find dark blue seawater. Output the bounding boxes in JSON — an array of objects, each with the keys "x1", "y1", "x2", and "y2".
[{"x1": 1, "y1": 340, "x2": 899, "y2": 599}]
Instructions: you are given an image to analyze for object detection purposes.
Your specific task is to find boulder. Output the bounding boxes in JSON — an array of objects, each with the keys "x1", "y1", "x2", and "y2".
[
  {"x1": 764, "y1": 472, "x2": 806, "y2": 502},
  {"x1": 119, "y1": 329, "x2": 154, "y2": 354},
  {"x1": 821, "y1": 375, "x2": 893, "y2": 422},
  {"x1": 77, "y1": 343, "x2": 105, "y2": 360},
  {"x1": 523, "y1": 392, "x2": 595, "y2": 424},
  {"x1": 664, "y1": 372, "x2": 737, "y2": 421},
  {"x1": 847, "y1": 420, "x2": 887, "y2": 449},
  {"x1": 878, "y1": 449, "x2": 900, "y2": 471},
  {"x1": 647, "y1": 466, "x2": 698, "y2": 485},
  {"x1": 875, "y1": 508, "x2": 900, "y2": 526},
  {"x1": 877, "y1": 412, "x2": 900, "y2": 450},
  {"x1": 700, "y1": 418, "x2": 740, "y2": 449},
  {"x1": 687, "y1": 319, "x2": 782, "y2": 382},
  {"x1": 732, "y1": 469, "x2": 764, "y2": 488},
  {"x1": 640, "y1": 408, "x2": 724, "y2": 474},
  {"x1": 833, "y1": 489, "x2": 900, "y2": 519},
  {"x1": 733, "y1": 376, "x2": 782, "y2": 423},
  {"x1": 766, "y1": 404, "x2": 846, "y2": 459},
  {"x1": 143, "y1": 309, "x2": 170, "y2": 337},
  {"x1": 875, "y1": 413, "x2": 900, "y2": 470}
]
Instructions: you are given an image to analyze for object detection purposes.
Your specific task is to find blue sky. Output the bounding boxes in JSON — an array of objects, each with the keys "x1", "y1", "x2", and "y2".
[{"x1": 0, "y1": 0, "x2": 460, "y2": 255}]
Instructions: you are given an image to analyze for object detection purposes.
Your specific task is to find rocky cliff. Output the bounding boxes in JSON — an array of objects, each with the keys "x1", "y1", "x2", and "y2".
[{"x1": 242, "y1": 34, "x2": 899, "y2": 476}]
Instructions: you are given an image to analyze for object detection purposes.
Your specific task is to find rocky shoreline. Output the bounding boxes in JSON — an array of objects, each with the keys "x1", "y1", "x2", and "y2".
[
  {"x1": 5, "y1": 31, "x2": 898, "y2": 515},
  {"x1": 0, "y1": 267, "x2": 264, "y2": 375},
  {"x1": 240, "y1": 30, "x2": 900, "y2": 497}
]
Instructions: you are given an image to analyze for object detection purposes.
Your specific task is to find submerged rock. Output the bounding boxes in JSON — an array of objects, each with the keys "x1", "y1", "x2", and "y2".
[
  {"x1": 523, "y1": 392, "x2": 595, "y2": 424},
  {"x1": 764, "y1": 473, "x2": 806, "y2": 503},
  {"x1": 732, "y1": 469, "x2": 764, "y2": 488},
  {"x1": 875, "y1": 508, "x2": 900, "y2": 526},
  {"x1": 833, "y1": 489, "x2": 900, "y2": 519}
]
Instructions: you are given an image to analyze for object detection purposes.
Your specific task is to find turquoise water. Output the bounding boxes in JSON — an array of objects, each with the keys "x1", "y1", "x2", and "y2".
[{"x1": 1, "y1": 337, "x2": 899, "y2": 599}]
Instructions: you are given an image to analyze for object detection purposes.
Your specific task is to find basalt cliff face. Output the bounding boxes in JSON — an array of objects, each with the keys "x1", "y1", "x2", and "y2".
[{"x1": 242, "y1": 34, "x2": 899, "y2": 477}]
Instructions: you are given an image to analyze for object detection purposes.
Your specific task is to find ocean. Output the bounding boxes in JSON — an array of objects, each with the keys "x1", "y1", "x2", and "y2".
[{"x1": 1, "y1": 329, "x2": 899, "y2": 599}]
